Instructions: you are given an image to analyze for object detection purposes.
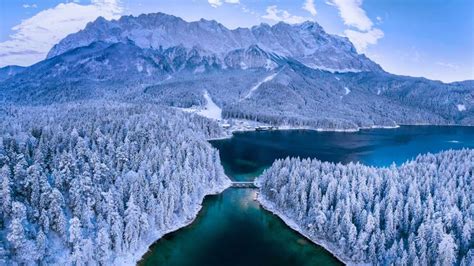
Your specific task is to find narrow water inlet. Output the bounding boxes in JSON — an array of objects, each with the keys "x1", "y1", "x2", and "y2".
[
  {"x1": 139, "y1": 170, "x2": 343, "y2": 266},
  {"x1": 139, "y1": 126, "x2": 474, "y2": 265}
]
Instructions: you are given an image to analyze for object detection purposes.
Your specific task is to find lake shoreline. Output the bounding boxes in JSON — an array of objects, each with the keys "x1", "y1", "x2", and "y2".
[
  {"x1": 256, "y1": 194, "x2": 358, "y2": 266},
  {"x1": 208, "y1": 122, "x2": 474, "y2": 142},
  {"x1": 207, "y1": 124, "x2": 399, "y2": 141},
  {"x1": 131, "y1": 178, "x2": 232, "y2": 266}
]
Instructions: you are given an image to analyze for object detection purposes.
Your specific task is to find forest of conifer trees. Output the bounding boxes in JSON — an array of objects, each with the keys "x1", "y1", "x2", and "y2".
[
  {"x1": 257, "y1": 150, "x2": 473, "y2": 265},
  {"x1": 1, "y1": 101, "x2": 472, "y2": 265},
  {"x1": 0, "y1": 102, "x2": 230, "y2": 264}
]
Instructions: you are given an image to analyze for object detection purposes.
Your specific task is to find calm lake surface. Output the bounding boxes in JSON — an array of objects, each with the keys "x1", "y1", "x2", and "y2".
[{"x1": 140, "y1": 126, "x2": 474, "y2": 266}]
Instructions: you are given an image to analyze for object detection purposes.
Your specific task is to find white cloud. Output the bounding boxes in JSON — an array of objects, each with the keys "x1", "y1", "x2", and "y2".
[
  {"x1": 303, "y1": 0, "x2": 317, "y2": 16},
  {"x1": 262, "y1": 5, "x2": 309, "y2": 24},
  {"x1": 326, "y1": 0, "x2": 384, "y2": 51},
  {"x1": 0, "y1": 0, "x2": 123, "y2": 67},
  {"x1": 326, "y1": 0, "x2": 372, "y2": 31},
  {"x1": 22, "y1": 4, "x2": 38, "y2": 8},
  {"x1": 208, "y1": 0, "x2": 222, "y2": 7},
  {"x1": 436, "y1": 62, "x2": 460, "y2": 70},
  {"x1": 208, "y1": 0, "x2": 240, "y2": 8},
  {"x1": 344, "y1": 28, "x2": 384, "y2": 52}
]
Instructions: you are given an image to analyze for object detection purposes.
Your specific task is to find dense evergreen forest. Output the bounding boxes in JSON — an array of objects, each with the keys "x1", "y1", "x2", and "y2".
[
  {"x1": 257, "y1": 149, "x2": 473, "y2": 265},
  {"x1": 0, "y1": 102, "x2": 230, "y2": 264}
]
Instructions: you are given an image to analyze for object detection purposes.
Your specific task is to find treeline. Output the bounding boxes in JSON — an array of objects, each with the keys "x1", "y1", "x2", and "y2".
[
  {"x1": 0, "y1": 102, "x2": 230, "y2": 264},
  {"x1": 257, "y1": 149, "x2": 473, "y2": 265},
  {"x1": 222, "y1": 105, "x2": 361, "y2": 130}
]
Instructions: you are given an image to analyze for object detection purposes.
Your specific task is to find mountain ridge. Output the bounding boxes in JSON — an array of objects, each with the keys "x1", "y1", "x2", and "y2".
[
  {"x1": 1, "y1": 12, "x2": 472, "y2": 130},
  {"x1": 0, "y1": 65, "x2": 26, "y2": 82},
  {"x1": 47, "y1": 12, "x2": 382, "y2": 73}
]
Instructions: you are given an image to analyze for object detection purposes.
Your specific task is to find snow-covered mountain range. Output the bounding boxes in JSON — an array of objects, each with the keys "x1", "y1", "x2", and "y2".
[
  {"x1": 47, "y1": 13, "x2": 381, "y2": 72},
  {"x1": 0, "y1": 12, "x2": 472, "y2": 129}
]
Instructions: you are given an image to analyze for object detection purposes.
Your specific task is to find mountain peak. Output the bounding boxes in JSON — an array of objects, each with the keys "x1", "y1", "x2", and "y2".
[
  {"x1": 297, "y1": 20, "x2": 324, "y2": 31},
  {"x1": 137, "y1": 12, "x2": 182, "y2": 21},
  {"x1": 199, "y1": 17, "x2": 221, "y2": 25},
  {"x1": 252, "y1": 23, "x2": 271, "y2": 30},
  {"x1": 46, "y1": 12, "x2": 382, "y2": 72}
]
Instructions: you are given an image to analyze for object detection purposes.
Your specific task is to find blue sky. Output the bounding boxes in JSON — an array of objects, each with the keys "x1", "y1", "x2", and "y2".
[{"x1": 0, "y1": 0, "x2": 472, "y2": 82}]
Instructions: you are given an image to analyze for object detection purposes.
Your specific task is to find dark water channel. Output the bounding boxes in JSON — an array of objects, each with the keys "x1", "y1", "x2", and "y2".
[{"x1": 140, "y1": 126, "x2": 474, "y2": 265}]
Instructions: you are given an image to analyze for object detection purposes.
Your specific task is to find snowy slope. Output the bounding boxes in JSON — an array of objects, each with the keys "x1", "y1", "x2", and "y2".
[
  {"x1": 198, "y1": 91, "x2": 222, "y2": 120},
  {"x1": 243, "y1": 71, "x2": 279, "y2": 100},
  {"x1": 181, "y1": 90, "x2": 222, "y2": 120}
]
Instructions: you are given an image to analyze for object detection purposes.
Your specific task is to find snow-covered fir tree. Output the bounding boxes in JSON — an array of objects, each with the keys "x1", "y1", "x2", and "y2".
[
  {"x1": 0, "y1": 102, "x2": 230, "y2": 264},
  {"x1": 257, "y1": 149, "x2": 473, "y2": 265}
]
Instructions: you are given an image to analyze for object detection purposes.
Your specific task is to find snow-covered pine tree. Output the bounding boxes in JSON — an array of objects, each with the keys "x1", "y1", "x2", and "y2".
[
  {"x1": 0, "y1": 102, "x2": 229, "y2": 264},
  {"x1": 257, "y1": 149, "x2": 473, "y2": 265}
]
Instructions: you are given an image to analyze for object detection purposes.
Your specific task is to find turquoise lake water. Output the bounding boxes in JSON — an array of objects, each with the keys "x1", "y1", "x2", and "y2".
[{"x1": 140, "y1": 126, "x2": 474, "y2": 266}]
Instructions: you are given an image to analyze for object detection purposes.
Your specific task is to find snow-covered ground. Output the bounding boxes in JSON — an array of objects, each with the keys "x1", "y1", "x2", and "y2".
[
  {"x1": 180, "y1": 90, "x2": 222, "y2": 120},
  {"x1": 193, "y1": 65, "x2": 206, "y2": 74},
  {"x1": 198, "y1": 91, "x2": 222, "y2": 120},
  {"x1": 265, "y1": 59, "x2": 277, "y2": 70},
  {"x1": 305, "y1": 63, "x2": 363, "y2": 74},
  {"x1": 457, "y1": 104, "x2": 466, "y2": 112},
  {"x1": 344, "y1": 87, "x2": 351, "y2": 95}
]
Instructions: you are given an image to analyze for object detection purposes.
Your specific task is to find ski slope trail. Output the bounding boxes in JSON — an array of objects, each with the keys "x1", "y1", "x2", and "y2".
[{"x1": 242, "y1": 72, "x2": 279, "y2": 100}]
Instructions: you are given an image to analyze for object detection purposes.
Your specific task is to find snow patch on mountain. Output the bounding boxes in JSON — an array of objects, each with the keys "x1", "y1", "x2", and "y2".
[
  {"x1": 180, "y1": 91, "x2": 222, "y2": 120},
  {"x1": 457, "y1": 104, "x2": 466, "y2": 112},
  {"x1": 136, "y1": 62, "x2": 143, "y2": 72},
  {"x1": 243, "y1": 72, "x2": 279, "y2": 100},
  {"x1": 305, "y1": 64, "x2": 363, "y2": 73},
  {"x1": 199, "y1": 91, "x2": 222, "y2": 120},
  {"x1": 265, "y1": 59, "x2": 277, "y2": 70},
  {"x1": 344, "y1": 87, "x2": 351, "y2": 95},
  {"x1": 193, "y1": 65, "x2": 206, "y2": 74}
]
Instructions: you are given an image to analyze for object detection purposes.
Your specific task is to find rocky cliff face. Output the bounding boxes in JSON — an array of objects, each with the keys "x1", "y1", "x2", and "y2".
[{"x1": 47, "y1": 13, "x2": 382, "y2": 72}]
